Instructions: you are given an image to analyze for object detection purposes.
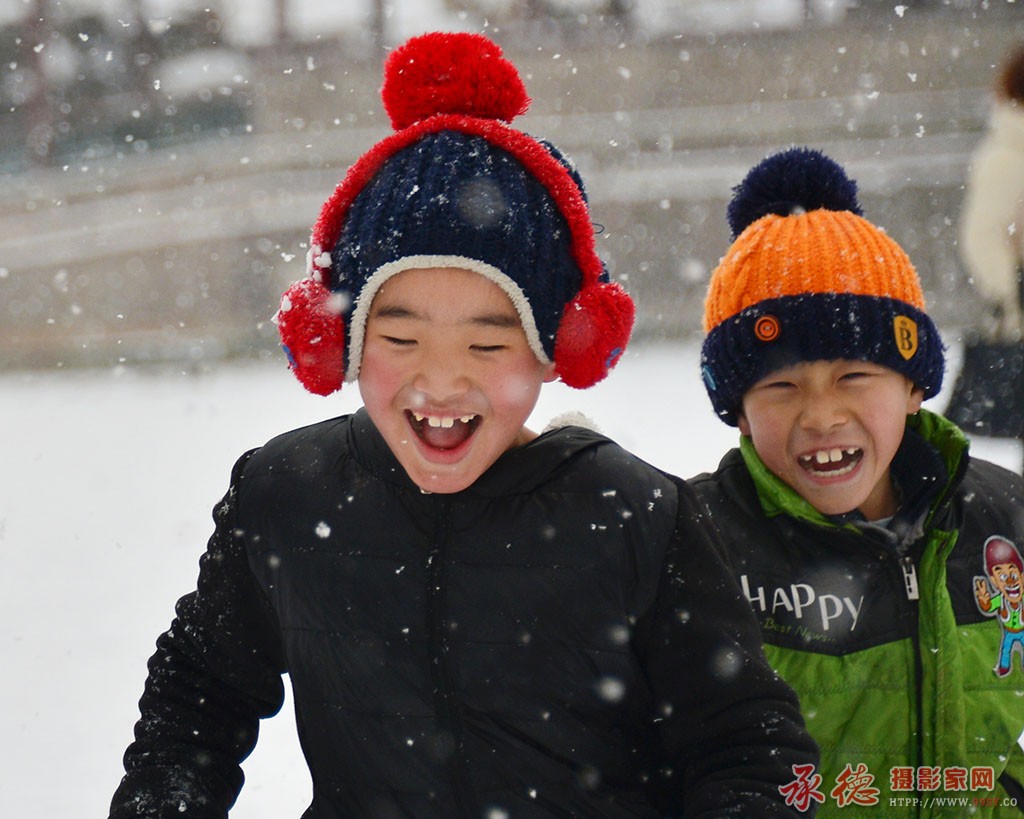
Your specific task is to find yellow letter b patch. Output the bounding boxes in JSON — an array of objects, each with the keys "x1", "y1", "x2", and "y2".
[{"x1": 893, "y1": 315, "x2": 918, "y2": 360}]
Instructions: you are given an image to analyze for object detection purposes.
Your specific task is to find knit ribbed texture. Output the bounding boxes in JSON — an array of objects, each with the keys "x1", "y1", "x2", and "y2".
[
  {"x1": 703, "y1": 209, "x2": 926, "y2": 334},
  {"x1": 333, "y1": 130, "x2": 579, "y2": 376},
  {"x1": 275, "y1": 32, "x2": 635, "y2": 396},
  {"x1": 700, "y1": 151, "x2": 945, "y2": 426}
]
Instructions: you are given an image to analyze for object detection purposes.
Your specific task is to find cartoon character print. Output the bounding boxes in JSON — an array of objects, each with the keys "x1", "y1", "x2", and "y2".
[{"x1": 974, "y1": 535, "x2": 1024, "y2": 677}]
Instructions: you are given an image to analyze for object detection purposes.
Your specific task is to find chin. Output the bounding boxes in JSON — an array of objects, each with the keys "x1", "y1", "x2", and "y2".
[
  {"x1": 410, "y1": 467, "x2": 480, "y2": 495},
  {"x1": 403, "y1": 444, "x2": 491, "y2": 495},
  {"x1": 800, "y1": 488, "x2": 865, "y2": 518}
]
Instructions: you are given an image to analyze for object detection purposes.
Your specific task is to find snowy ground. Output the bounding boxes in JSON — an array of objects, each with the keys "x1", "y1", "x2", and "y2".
[{"x1": 1, "y1": 336, "x2": 1018, "y2": 818}]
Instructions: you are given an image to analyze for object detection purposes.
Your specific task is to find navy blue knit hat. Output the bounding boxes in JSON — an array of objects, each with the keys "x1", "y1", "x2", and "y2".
[
  {"x1": 701, "y1": 148, "x2": 946, "y2": 426},
  {"x1": 276, "y1": 32, "x2": 634, "y2": 395}
]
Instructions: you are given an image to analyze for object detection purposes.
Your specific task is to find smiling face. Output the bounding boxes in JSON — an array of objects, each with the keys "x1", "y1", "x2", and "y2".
[
  {"x1": 357, "y1": 266, "x2": 557, "y2": 494},
  {"x1": 737, "y1": 359, "x2": 924, "y2": 520},
  {"x1": 991, "y1": 562, "x2": 1023, "y2": 604}
]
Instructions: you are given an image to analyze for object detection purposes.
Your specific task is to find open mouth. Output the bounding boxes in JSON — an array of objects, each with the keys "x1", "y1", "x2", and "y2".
[
  {"x1": 1007, "y1": 583, "x2": 1021, "y2": 600},
  {"x1": 798, "y1": 447, "x2": 863, "y2": 478},
  {"x1": 406, "y1": 410, "x2": 481, "y2": 451}
]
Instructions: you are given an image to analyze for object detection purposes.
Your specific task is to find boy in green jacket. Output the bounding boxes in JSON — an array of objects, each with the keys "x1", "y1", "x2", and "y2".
[{"x1": 690, "y1": 147, "x2": 1024, "y2": 816}]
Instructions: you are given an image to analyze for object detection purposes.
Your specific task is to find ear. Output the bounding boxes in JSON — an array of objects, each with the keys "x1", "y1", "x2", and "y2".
[
  {"x1": 907, "y1": 384, "x2": 925, "y2": 415},
  {"x1": 542, "y1": 361, "x2": 559, "y2": 384},
  {"x1": 737, "y1": 410, "x2": 752, "y2": 436}
]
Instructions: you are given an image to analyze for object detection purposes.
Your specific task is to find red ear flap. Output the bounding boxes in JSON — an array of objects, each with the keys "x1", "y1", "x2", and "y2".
[
  {"x1": 554, "y1": 282, "x2": 634, "y2": 389},
  {"x1": 276, "y1": 278, "x2": 346, "y2": 396}
]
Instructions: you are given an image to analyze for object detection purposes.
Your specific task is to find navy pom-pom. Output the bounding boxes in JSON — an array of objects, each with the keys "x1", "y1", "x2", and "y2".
[{"x1": 726, "y1": 147, "x2": 863, "y2": 238}]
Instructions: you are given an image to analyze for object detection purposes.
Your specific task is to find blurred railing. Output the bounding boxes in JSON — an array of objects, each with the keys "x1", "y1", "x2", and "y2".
[{"x1": 1, "y1": 10, "x2": 1021, "y2": 370}]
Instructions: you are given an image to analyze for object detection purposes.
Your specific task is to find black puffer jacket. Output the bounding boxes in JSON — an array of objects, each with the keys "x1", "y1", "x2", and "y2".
[{"x1": 111, "y1": 409, "x2": 817, "y2": 818}]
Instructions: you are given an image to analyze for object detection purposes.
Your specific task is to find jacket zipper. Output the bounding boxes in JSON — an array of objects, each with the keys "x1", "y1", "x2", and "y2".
[
  {"x1": 900, "y1": 555, "x2": 920, "y2": 601},
  {"x1": 895, "y1": 545, "x2": 925, "y2": 818},
  {"x1": 426, "y1": 497, "x2": 477, "y2": 817}
]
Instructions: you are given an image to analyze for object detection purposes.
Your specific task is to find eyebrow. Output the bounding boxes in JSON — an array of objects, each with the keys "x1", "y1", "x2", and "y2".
[{"x1": 372, "y1": 303, "x2": 521, "y2": 328}]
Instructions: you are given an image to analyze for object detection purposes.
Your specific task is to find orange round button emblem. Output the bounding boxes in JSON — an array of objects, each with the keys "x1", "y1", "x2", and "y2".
[{"x1": 754, "y1": 315, "x2": 781, "y2": 342}]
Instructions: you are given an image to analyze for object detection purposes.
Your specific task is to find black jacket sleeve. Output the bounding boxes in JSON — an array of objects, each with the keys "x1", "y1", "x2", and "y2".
[
  {"x1": 636, "y1": 477, "x2": 819, "y2": 818},
  {"x1": 109, "y1": 450, "x2": 288, "y2": 818}
]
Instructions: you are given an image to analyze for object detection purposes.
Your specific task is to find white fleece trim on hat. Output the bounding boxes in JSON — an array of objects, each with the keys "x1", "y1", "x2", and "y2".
[{"x1": 345, "y1": 254, "x2": 551, "y2": 382}]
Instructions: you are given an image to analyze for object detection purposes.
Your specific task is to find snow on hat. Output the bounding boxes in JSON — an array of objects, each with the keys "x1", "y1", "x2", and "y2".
[
  {"x1": 276, "y1": 31, "x2": 634, "y2": 395},
  {"x1": 700, "y1": 147, "x2": 945, "y2": 426}
]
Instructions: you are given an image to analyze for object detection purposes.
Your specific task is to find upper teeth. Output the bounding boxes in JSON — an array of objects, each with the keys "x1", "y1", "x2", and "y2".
[
  {"x1": 412, "y1": 413, "x2": 476, "y2": 428},
  {"x1": 804, "y1": 448, "x2": 859, "y2": 465}
]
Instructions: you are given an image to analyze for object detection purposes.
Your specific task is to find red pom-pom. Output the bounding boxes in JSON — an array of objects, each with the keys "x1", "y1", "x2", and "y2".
[
  {"x1": 382, "y1": 32, "x2": 530, "y2": 130},
  {"x1": 554, "y1": 283, "x2": 635, "y2": 389},
  {"x1": 276, "y1": 279, "x2": 346, "y2": 395}
]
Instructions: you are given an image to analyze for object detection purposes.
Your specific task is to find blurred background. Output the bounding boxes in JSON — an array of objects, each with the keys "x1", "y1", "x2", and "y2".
[
  {"x1": 5, "y1": 4, "x2": 1024, "y2": 816},
  {"x1": 3, "y1": 0, "x2": 1024, "y2": 375}
]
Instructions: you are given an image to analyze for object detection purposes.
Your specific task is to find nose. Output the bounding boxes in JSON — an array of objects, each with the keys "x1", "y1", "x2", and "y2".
[
  {"x1": 798, "y1": 391, "x2": 849, "y2": 433},
  {"x1": 411, "y1": 346, "x2": 471, "y2": 402}
]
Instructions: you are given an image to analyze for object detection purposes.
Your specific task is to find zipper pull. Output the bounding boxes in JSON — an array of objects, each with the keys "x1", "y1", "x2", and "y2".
[{"x1": 900, "y1": 555, "x2": 919, "y2": 601}]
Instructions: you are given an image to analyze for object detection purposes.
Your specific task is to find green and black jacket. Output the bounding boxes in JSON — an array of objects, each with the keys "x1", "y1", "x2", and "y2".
[{"x1": 691, "y1": 409, "x2": 1024, "y2": 817}]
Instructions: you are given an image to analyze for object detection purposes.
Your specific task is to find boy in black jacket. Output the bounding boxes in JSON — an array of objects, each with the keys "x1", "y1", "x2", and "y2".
[{"x1": 110, "y1": 32, "x2": 816, "y2": 818}]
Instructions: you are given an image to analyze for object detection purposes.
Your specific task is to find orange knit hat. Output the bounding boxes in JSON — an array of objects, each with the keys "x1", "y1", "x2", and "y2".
[{"x1": 700, "y1": 148, "x2": 945, "y2": 425}]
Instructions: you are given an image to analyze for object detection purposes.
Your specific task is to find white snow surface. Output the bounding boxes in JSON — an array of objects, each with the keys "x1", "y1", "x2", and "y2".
[{"x1": 1, "y1": 337, "x2": 1017, "y2": 817}]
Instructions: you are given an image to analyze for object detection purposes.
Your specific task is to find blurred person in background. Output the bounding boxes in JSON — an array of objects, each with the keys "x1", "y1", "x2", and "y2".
[
  {"x1": 948, "y1": 43, "x2": 1024, "y2": 466},
  {"x1": 959, "y1": 42, "x2": 1024, "y2": 344}
]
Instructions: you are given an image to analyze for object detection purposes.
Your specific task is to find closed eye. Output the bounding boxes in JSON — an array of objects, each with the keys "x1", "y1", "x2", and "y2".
[
  {"x1": 382, "y1": 335, "x2": 417, "y2": 347},
  {"x1": 839, "y1": 370, "x2": 874, "y2": 382},
  {"x1": 471, "y1": 344, "x2": 507, "y2": 353}
]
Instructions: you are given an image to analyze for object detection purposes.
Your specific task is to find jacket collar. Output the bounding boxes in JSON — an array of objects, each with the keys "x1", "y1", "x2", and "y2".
[
  {"x1": 738, "y1": 408, "x2": 969, "y2": 532},
  {"x1": 347, "y1": 407, "x2": 610, "y2": 498}
]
